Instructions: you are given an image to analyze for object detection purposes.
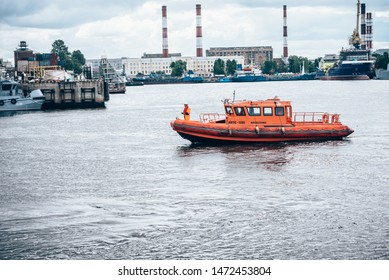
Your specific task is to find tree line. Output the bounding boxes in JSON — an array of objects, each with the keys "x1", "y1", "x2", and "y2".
[
  {"x1": 50, "y1": 39, "x2": 387, "y2": 77},
  {"x1": 51, "y1": 39, "x2": 85, "y2": 74},
  {"x1": 169, "y1": 56, "x2": 320, "y2": 77}
]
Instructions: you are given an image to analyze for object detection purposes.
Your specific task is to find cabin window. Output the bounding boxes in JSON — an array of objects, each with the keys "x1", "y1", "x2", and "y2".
[
  {"x1": 2, "y1": 84, "x2": 12, "y2": 91},
  {"x1": 247, "y1": 107, "x2": 261, "y2": 116},
  {"x1": 234, "y1": 107, "x2": 246, "y2": 116},
  {"x1": 275, "y1": 107, "x2": 284, "y2": 116},
  {"x1": 263, "y1": 107, "x2": 273, "y2": 116},
  {"x1": 225, "y1": 106, "x2": 233, "y2": 115}
]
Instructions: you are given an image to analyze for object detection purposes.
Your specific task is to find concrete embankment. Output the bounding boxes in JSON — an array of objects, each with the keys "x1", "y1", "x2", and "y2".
[{"x1": 23, "y1": 80, "x2": 109, "y2": 109}]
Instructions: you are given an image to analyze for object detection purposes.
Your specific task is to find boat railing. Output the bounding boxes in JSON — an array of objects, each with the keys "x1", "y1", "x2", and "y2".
[
  {"x1": 199, "y1": 113, "x2": 226, "y2": 123},
  {"x1": 293, "y1": 112, "x2": 341, "y2": 124}
]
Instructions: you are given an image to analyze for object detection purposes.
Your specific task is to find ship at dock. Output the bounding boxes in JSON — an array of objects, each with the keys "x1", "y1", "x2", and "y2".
[
  {"x1": 316, "y1": 0, "x2": 375, "y2": 80},
  {"x1": 231, "y1": 67, "x2": 266, "y2": 82},
  {"x1": 99, "y1": 57, "x2": 126, "y2": 94},
  {"x1": 375, "y1": 64, "x2": 389, "y2": 80}
]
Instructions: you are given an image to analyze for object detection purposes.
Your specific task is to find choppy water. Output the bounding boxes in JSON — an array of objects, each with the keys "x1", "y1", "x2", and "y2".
[{"x1": 0, "y1": 80, "x2": 388, "y2": 260}]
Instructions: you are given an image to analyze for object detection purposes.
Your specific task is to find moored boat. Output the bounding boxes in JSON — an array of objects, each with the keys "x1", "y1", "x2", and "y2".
[
  {"x1": 375, "y1": 64, "x2": 389, "y2": 80},
  {"x1": 170, "y1": 96, "x2": 354, "y2": 144},
  {"x1": 100, "y1": 57, "x2": 127, "y2": 94},
  {"x1": 316, "y1": 54, "x2": 374, "y2": 80},
  {"x1": 0, "y1": 79, "x2": 45, "y2": 111},
  {"x1": 231, "y1": 68, "x2": 266, "y2": 82},
  {"x1": 218, "y1": 76, "x2": 232, "y2": 82}
]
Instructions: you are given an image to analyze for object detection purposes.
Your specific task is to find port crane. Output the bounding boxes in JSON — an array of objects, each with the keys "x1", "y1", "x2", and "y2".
[{"x1": 349, "y1": 0, "x2": 362, "y2": 48}]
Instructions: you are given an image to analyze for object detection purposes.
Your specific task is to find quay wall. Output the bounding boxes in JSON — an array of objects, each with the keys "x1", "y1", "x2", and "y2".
[{"x1": 23, "y1": 80, "x2": 109, "y2": 109}]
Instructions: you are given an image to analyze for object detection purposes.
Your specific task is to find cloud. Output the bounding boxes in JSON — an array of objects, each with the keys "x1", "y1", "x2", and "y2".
[
  {"x1": 0, "y1": 0, "x2": 144, "y2": 28},
  {"x1": 1, "y1": 0, "x2": 388, "y2": 62}
]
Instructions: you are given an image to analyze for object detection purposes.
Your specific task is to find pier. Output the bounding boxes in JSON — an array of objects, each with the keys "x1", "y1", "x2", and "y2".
[{"x1": 22, "y1": 80, "x2": 109, "y2": 109}]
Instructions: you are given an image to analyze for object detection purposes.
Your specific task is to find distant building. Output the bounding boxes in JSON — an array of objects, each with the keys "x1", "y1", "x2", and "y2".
[
  {"x1": 14, "y1": 41, "x2": 34, "y2": 71},
  {"x1": 373, "y1": 49, "x2": 389, "y2": 56},
  {"x1": 86, "y1": 57, "x2": 125, "y2": 78},
  {"x1": 13, "y1": 41, "x2": 58, "y2": 74},
  {"x1": 122, "y1": 56, "x2": 245, "y2": 77},
  {"x1": 206, "y1": 46, "x2": 273, "y2": 67},
  {"x1": 141, "y1": 52, "x2": 182, "y2": 59}
]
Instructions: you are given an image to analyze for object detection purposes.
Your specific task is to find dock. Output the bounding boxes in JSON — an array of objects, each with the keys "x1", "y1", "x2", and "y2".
[{"x1": 22, "y1": 80, "x2": 109, "y2": 109}]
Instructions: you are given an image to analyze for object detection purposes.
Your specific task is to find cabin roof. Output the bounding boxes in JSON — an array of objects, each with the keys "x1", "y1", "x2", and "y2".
[{"x1": 224, "y1": 97, "x2": 291, "y2": 107}]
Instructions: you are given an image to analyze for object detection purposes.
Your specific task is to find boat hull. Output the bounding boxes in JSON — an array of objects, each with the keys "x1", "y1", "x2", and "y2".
[
  {"x1": 0, "y1": 98, "x2": 44, "y2": 111},
  {"x1": 375, "y1": 69, "x2": 389, "y2": 80},
  {"x1": 318, "y1": 74, "x2": 370, "y2": 81},
  {"x1": 0, "y1": 89, "x2": 45, "y2": 112},
  {"x1": 231, "y1": 75, "x2": 266, "y2": 82},
  {"x1": 316, "y1": 59, "x2": 374, "y2": 80},
  {"x1": 171, "y1": 120, "x2": 354, "y2": 144}
]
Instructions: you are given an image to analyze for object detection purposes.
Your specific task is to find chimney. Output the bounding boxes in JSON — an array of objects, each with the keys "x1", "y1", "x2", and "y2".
[
  {"x1": 196, "y1": 4, "x2": 203, "y2": 57},
  {"x1": 360, "y1": 3, "x2": 366, "y2": 50},
  {"x1": 283, "y1": 5, "x2": 288, "y2": 63},
  {"x1": 366, "y1": 12, "x2": 373, "y2": 49},
  {"x1": 162, "y1": 5, "x2": 169, "y2": 58}
]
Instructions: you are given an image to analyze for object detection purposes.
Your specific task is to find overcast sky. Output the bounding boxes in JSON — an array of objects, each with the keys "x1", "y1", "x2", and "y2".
[{"x1": 1, "y1": 0, "x2": 388, "y2": 62}]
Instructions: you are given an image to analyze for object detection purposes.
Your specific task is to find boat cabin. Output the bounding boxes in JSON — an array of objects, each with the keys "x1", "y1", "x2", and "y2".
[
  {"x1": 0, "y1": 80, "x2": 22, "y2": 98},
  {"x1": 223, "y1": 98, "x2": 292, "y2": 125}
]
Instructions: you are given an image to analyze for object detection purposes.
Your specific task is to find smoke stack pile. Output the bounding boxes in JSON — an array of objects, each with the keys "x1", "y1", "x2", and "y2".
[
  {"x1": 196, "y1": 4, "x2": 203, "y2": 57},
  {"x1": 283, "y1": 5, "x2": 288, "y2": 63},
  {"x1": 162, "y1": 6, "x2": 169, "y2": 58}
]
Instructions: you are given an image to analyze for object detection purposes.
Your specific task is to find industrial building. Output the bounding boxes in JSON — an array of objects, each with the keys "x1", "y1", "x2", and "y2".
[
  {"x1": 87, "y1": 4, "x2": 282, "y2": 78},
  {"x1": 206, "y1": 46, "x2": 273, "y2": 67},
  {"x1": 13, "y1": 41, "x2": 60, "y2": 78},
  {"x1": 122, "y1": 55, "x2": 244, "y2": 77}
]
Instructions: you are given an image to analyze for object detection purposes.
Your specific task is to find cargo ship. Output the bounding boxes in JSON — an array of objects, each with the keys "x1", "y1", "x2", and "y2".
[
  {"x1": 316, "y1": 0, "x2": 375, "y2": 80},
  {"x1": 316, "y1": 49, "x2": 374, "y2": 80}
]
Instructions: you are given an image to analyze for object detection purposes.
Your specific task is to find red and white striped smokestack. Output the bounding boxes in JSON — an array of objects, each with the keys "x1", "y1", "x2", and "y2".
[
  {"x1": 360, "y1": 3, "x2": 366, "y2": 50},
  {"x1": 196, "y1": 4, "x2": 203, "y2": 57},
  {"x1": 283, "y1": 5, "x2": 288, "y2": 62},
  {"x1": 162, "y1": 5, "x2": 169, "y2": 58},
  {"x1": 366, "y1": 12, "x2": 373, "y2": 49}
]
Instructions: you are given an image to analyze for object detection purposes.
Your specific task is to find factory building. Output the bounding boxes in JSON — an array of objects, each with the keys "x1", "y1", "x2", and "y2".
[
  {"x1": 122, "y1": 55, "x2": 244, "y2": 77},
  {"x1": 206, "y1": 46, "x2": 273, "y2": 67},
  {"x1": 13, "y1": 41, "x2": 59, "y2": 76}
]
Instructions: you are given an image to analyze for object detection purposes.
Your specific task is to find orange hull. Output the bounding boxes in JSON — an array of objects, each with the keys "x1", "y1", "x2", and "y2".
[{"x1": 171, "y1": 120, "x2": 354, "y2": 144}]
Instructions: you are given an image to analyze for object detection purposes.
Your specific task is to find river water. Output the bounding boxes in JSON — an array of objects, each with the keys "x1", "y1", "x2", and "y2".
[{"x1": 0, "y1": 80, "x2": 388, "y2": 260}]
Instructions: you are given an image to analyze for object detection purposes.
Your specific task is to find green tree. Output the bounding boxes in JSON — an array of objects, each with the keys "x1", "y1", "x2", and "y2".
[
  {"x1": 287, "y1": 55, "x2": 316, "y2": 73},
  {"x1": 71, "y1": 50, "x2": 86, "y2": 74},
  {"x1": 262, "y1": 61, "x2": 278, "y2": 75},
  {"x1": 51, "y1": 40, "x2": 86, "y2": 74},
  {"x1": 213, "y1": 58, "x2": 225, "y2": 75},
  {"x1": 288, "y1": 55, "x2": 301, "y2": 73},
  {"x1": 278, "y1": 61, "x2": 288, "y2": 73},
  {"x1": 374, "y1": 52, "x2": 389, "y2": 69},
  {"x1": 51, "y1": 39, "x2": 70, "y2": 62},
  {"x1": 170, "y1": 60, "x2": 187, "y2": 77},
  {"x1": 226, "y1": 59, "x2": 237, "y2": 75}
]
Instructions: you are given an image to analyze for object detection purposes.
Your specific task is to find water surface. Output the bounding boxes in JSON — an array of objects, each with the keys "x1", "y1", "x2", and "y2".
[{"x1": 1, "y1": 80, "x2": 388, "y2": 259}]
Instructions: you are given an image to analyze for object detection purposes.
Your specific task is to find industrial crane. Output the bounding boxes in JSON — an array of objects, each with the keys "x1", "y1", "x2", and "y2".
[{"x1": 349, "y1": 0, "x2": 362, "y2": 49}]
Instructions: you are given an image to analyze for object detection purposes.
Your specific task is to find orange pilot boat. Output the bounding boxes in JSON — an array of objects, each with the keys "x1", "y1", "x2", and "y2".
[{"x1": 170, "y1": 96, "x2": 354, "y2": 144}]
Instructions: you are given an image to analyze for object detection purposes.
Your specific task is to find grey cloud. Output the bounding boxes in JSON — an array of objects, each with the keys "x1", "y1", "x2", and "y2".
[
  {"x1": 229, "y1": 0, "x2": 389, "y2": 9},
  {"x1": 0, "y1": 0, "x2": 144, "y2": 29},
  {"x1": 1, "y1": 0, "x2": 388, "y2": 29}
]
